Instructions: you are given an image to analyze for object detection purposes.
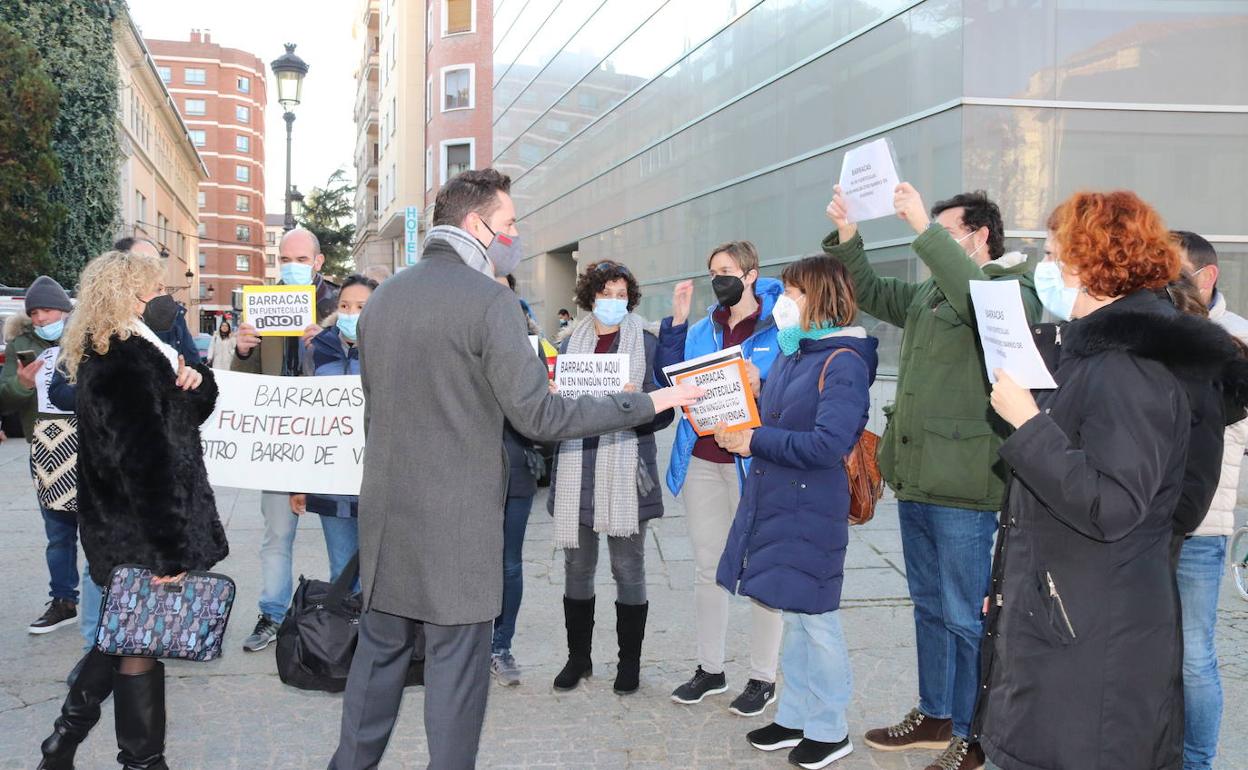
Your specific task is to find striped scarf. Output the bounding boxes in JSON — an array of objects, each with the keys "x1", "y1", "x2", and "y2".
[{"x1": 424, "y1": 225, "x2": 492, "y2": 277}]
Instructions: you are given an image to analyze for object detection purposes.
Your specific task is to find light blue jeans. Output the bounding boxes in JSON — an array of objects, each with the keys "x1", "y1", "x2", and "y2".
[
  {"x1": 259, "y1": 491, "x2": 299, "y2": 622},
  {"x1": 775, "y1": 610, "x2": 852, "y2": 744},
  {"x1": 1177, "y1": 535, "x2": 1226, "y2": 770},
  {"x1": 898, "y1": 502, "x2": 997, "y2": 739},
  {"x1": 79, "y1": 563, "x2": 102, "y2": 651}
]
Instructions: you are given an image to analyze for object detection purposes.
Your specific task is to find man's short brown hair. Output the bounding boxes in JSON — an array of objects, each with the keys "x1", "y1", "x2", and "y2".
[
  {"x1": 707, "y1": 241, "x2": 760, "y2": 274},
  {"x1": 433, "y1": 168, "x2": 512, "y2": 228}
]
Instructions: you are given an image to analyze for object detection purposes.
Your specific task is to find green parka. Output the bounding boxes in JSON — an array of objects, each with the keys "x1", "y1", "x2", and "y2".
[
  {"x1": 822, "y1": 225, "x2": 1042, "y2": 511},
  {"x1": 0, "y1": 313, "x2": 58, "y2": 442}
]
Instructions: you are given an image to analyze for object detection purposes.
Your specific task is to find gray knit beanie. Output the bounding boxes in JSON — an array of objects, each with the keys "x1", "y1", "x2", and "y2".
[{"x1": 24, "y1": 276, "x2": 74, "y2": 314}]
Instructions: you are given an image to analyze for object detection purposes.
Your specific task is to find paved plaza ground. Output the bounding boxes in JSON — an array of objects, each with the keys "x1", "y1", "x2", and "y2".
[{"x1": 1, "y1": 433, "x2": 1245, "y2": 769}]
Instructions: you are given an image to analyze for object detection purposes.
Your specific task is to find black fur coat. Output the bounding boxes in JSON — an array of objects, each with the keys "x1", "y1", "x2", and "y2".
[
  {"x1": 76, "y1": 332, "x2": 228, "y2": 586},
  {"x1": 977, "y1": 290, "x2": 1246, "y2": 770}
]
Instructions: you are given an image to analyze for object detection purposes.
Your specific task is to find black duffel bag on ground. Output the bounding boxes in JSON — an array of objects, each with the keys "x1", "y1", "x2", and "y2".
[{"x1": 275, "y1": 553, "x2": 424, "y2": 692}]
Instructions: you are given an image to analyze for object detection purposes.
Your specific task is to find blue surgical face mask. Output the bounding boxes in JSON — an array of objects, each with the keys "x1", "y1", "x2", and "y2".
[
  {"x1": 1034, "y1": 260, "x2": 1078, "y2": 321},
  {"x1": 336, "y1": 313, "x2": 360, "y2": 341},
  {"x1": 34, "y1": 319, "x2": 65, "y2": 342},
  {"x1": 280, "y1": 262, "x2": 315, "y2": 286},
  {"x1": 592, "y1": 298, "x2": 628, "y2": 327}
]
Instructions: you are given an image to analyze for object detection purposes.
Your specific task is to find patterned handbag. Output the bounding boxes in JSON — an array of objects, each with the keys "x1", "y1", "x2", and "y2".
[
  {"x1": 95, "y1": 565, "x2": 237, "y2": 662},
  {"x1": 30, "y1": 416, "x2": 78, "y2": 513}
]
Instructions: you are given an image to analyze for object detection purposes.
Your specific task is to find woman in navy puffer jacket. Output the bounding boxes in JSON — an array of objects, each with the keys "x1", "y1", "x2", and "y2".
[{"x1": 715, "y1": 256, "x2": 875, "y2": 770}]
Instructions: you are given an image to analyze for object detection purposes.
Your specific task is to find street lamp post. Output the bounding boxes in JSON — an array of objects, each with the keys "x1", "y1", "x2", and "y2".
[{"x1": 271, "y1": 43, "x2": 309, "y2": 232}]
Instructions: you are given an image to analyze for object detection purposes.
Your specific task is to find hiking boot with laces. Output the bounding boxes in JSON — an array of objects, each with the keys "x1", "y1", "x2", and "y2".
[
  {"x1": 863, "y1": 707, "x2": 953, "y2": 751},
  {"x1": 729, "y1": 678, "x2": 776, "y2": 717},
  {"x1": 923, "y1": 736, "x2": 985, "y2": 770}
]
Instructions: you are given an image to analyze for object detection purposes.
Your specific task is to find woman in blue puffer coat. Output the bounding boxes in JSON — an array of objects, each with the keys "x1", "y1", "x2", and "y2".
[
  {"x1": 714, "y1": 256, "x2": 876, "y2": 770},
  {"x1": 289, "y1": 273, "x2": 377, "y2": 582}
]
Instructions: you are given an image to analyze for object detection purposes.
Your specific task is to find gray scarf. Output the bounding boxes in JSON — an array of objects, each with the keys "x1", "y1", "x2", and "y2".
[
  {"x1": 553, "y1": 313, "x2": 647, "y2": 548},
  {"x1": 425, "y1": 225, "x2": 492, "y2": 277}
]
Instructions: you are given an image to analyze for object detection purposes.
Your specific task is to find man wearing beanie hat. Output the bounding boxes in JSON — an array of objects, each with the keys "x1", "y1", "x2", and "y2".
[{"x1": 1, "y1": 274, "x2": 80, "y2": 635}]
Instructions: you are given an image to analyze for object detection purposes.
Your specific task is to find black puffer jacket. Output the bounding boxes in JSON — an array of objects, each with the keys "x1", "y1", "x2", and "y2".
[
  {"x1": 976, "y1": 290, "x2": 1239, "y2": 770},
  {"x1": 76, "y1": 332, "x2": 229, "y2": 585}
]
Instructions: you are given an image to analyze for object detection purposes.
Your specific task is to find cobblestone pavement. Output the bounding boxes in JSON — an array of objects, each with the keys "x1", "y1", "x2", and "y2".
[{"x1": 0, "y1": 435, "x2": 1245, "y2": 768}]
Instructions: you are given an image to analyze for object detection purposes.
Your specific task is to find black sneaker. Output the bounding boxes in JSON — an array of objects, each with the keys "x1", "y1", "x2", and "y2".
[
  {"x1": 242, "y1": 614, "x2": 280, "y2": 652},
  {"x1": 670, "y1": 666, "x2": 728, "y2": 704},
  {"x1": 730, "y1": 678, "x2": 777, "y2": 717},
  {"x1": 29, "y1": 599, "x2": 77, "y2": 635},
  {"x1": 748, "y1": 722, "x2": 804, "y2": 751},
  {"x1": 789, "y1": 737, "x2": 854, "y2": 769}
]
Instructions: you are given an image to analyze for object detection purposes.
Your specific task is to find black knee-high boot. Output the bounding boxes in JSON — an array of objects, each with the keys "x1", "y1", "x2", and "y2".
[
  {"x1": 113, "y1": 662, "x2": 168, "y2": 770},
  {"x1": 613, "y1": 602, "x2": 648, "y2": 695},
  {"x1": 553, "y1": 596, "x2": 595, "y2": 691},
  {"x1": 38, "y1": 649, "x2": 116, "y2": 770}
]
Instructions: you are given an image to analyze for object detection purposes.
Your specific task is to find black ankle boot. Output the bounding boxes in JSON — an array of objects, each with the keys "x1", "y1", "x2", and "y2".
[
  {"x1": 553, "y1": 596, "x2": 595, "y2": 691},
  {"x1": 38, "y1": 649, "x2": 116, "y2": 770},
  {"x1": 114, "y1": 662, "x2": 168, "y2": 770},
  {"x1": 613, "y1": 601, "x2": 648, "y2": 695}
]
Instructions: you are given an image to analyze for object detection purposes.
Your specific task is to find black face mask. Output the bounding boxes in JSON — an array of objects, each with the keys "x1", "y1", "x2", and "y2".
[
  {"x1": 142, "y1": 294, "x2": 180, "y2": 333},
  {"x1": 711, "y1": 275, "x2": 746, "y2": 308}
]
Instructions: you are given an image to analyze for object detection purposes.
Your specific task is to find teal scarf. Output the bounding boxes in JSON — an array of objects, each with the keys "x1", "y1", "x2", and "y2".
[{"x1": 777, "y1": 323, "x2": 843, "y2": 356}]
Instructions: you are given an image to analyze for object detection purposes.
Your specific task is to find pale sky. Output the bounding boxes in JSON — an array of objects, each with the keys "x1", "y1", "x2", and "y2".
[{"x1": 127, "y1": 0, "x2": 359, "y2": 215}]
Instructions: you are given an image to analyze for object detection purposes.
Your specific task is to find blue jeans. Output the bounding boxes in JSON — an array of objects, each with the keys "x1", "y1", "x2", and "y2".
[
  {"x1": 775, "y1": 610, "x2": 852, "y2": 743},
  {"x1": 79, "y1": 563, "x2": 102, "y2": 651},
  {"x1": 319, "y1": 514, "x2": 360, "y2": 585},
  {"x1": 493, "y1": 495, "x2": 533, "y2": 654},
  {"x1": 1177, "y1": 535, "x2": 1226, "y2": 770},
  {"x1": 41, "y1": 505, "x2": 79, "y2": 602},
  {"x1": 259, "y1": 491, "x2": 299, "y2": 622},
  {"x1": 898, "y1": 501, "x2": 997, "y2": 739}
]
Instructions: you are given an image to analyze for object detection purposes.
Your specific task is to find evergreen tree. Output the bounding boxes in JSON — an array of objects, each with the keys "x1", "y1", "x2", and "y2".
[
  {"x1": 297, "y1": 169, "x2": 357, "y2": 280},
  {"x1": 0, "y1": 22, "x2": 66, "y2": 285}
]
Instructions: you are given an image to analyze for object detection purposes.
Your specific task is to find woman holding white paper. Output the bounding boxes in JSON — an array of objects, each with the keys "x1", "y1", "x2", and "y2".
[
  {"x1": 547, "y1": 259, "x2": 673, "y2": 695},
  {"x1": 715, "y1": 255, "x2": 875, "y2": 769}
]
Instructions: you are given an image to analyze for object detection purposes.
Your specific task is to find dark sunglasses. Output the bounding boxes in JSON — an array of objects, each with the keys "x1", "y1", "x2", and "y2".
[{"x1": 593, "y1": 261, "x2": 630, "y2": 276}]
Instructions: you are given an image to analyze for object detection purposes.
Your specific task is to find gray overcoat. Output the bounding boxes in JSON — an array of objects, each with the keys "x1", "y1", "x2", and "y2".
[{"x1": 355, "y1": 238, "x2": 656, "y2": 625}]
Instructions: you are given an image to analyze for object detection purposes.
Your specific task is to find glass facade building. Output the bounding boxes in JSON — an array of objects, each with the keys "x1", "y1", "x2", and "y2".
[{"x1": 493, "y1": 1, "x2": 1248, "y2": 374}]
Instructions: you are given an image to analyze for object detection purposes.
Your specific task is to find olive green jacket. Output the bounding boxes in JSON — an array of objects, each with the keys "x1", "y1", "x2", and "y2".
[
  {"x1": 0, "y1": 314, "x2": 57, "y2": 442},
  {"x1": 822, "y1": 225, "x2": 1042, "y2": 511}
]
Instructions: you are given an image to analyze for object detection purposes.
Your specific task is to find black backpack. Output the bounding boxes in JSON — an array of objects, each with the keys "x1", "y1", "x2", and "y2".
[{"x1": 275, "y1": 554, "x2": 424, "y2": 692}]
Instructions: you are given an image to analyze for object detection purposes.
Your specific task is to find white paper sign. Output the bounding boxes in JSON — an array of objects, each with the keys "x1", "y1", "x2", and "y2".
[
  {"x1": 969, "y1": 280, "x2": 1058, "y2": 390},
  {"x1": 660, "y1": 345, "x2": 744, "y2": 386},
  {"x1": 200, "y1": 371, "x2": 366, "y2": 495},
  {"x1": 34, "y1": 347, "x2": 71, "y2": 415},
  {"x1": 554, "y1": 354, "x2": 629, "y2": 398},
  {"x1": 838, "y1": 138, "x2": 902, "y2": 222}
]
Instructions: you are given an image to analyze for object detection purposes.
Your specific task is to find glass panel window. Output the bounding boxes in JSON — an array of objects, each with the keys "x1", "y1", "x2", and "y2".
[
  {"x1": 184, "y1": 68, "x2": 206, "y2": 85},
  {"x1": 236, "y1": 194, "x2": 250, "y2": 212},
  {"x1": 185, "y1": 99, "x2": 206, "y2": 116},
  {"x1": 443, "y1": 67, "x2": 472, "y2": 110},
  {"x1": 235, "y1": 225, "x2": 251, "y2": 242},
  {"x1": 236, "y1": 134, "x2": 250, "y2": 153},
  {"x1": 266, "y1": 253, "x2": 276, "y2": 266},
  {"x1": 157, "y1": 66, "x2": 172, "y2": 84},
  {"x1": 446, "y1": 142, "x2": 471, "y2": 178},
  {"x1": 236, "y1": 254, "x2": 250, "y2": 272},
  {"x1": 198, "y1": 251, "x2": 207, "y2": 268},
  {"x1": 197, "y1": 222, "x2": 207, "y2": 237},
  {"x1": 445, "y1": 0, "x2": 472, "y2": 34},
  {"x1": 266, "y1": 230, "x2": 276, "y2": 245},
  {"x1": 235, "y1": 165, "x2": 250, "y2": 183},
  {"x1": 237, "y1": 76, "x2": 250, "y2": 93},
  {"x1": 236, "y1": 105, "x2": 250, "y2": 123},
  {"x1": 197, "y1": 191, "x2": 206, "y2": 209},
  {"x1": 188, "y1": 129, "x2": 206, "y2": 146}
]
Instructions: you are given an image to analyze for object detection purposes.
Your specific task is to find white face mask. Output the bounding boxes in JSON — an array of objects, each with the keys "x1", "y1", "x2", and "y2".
[
  {"x1": 955, "y1": 229, "x2": 984, "y2": 261},
  {"x1": 772, "y1": 294, "x2": 802, "y2": 331},
  {"x1": 1034, "y1": 260, "x2": 1079, "y2": 321}
]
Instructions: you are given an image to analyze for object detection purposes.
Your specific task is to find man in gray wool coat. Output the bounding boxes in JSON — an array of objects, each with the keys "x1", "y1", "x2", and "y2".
[{"x1": 327, "y1": 168, "x2": 702, "y2": 770}]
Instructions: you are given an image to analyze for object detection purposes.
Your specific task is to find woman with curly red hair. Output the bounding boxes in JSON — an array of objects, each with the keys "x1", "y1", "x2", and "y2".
[{"x1": 976, "y1": 191, "x2": 1248, "y2": 770}]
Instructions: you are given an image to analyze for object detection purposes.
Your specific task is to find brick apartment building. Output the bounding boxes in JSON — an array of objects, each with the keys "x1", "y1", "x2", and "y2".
[{"x1": 147, "y1": 30, "x2": 267, "y2": 333}]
